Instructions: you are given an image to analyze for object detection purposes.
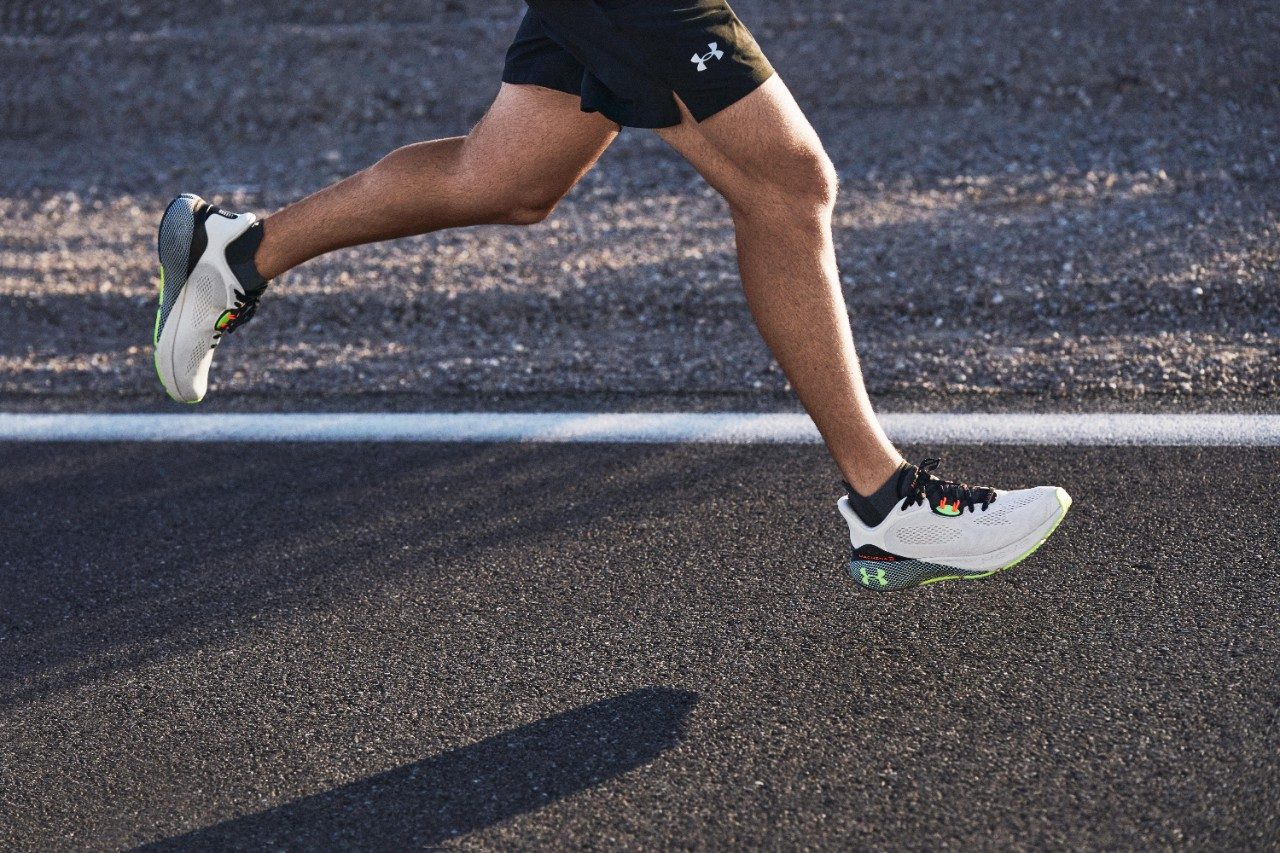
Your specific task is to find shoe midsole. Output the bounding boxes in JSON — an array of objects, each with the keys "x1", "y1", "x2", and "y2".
[
  {"x1": 155, "y1": 273, "x2": 195, "y2": 398},
  {"x1": 857, "y1": 496, "x2": 1070, "y2": 574}
]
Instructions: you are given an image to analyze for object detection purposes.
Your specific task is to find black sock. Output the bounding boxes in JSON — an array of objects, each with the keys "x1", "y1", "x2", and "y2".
[
  {"x1": 844, "y1": 461, "x2": 915, "y2": 527},
  {"x1": 225, "y1": 221, "x2": 268, "y2": 293}
]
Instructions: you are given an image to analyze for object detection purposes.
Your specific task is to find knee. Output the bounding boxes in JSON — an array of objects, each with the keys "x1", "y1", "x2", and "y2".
[
  {"x1": 800, "y1": 149, "x2": 840, "y2": 211},
  {"x1": 734, "y1": 146, "x2": 838, "y2": 218},
  {"x1": 488, "y1": 187, "x2": 564, "y2": 226}
]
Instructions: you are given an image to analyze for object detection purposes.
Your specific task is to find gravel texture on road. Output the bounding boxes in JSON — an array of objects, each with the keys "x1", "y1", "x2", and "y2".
[
  {"x1": 2, "y1": 443, "x2": 1277, "y2": 849},
  {"x1": 1, "y1": 0, "x2": 1277, "y2": 409}
]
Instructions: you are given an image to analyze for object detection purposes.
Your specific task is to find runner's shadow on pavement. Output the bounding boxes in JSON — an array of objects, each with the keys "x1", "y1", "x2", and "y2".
[{"x1": 143, "y1": 687, "x2": 697, "y2": 850}]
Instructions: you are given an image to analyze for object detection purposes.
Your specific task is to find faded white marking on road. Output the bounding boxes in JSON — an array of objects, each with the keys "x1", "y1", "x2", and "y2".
[{"x1": 1, "y1": 412, "x2": 1278, "y2": 445}]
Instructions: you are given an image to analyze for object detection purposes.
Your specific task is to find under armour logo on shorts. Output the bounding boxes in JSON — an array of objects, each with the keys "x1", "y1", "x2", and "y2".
[{"x1": 691, "y1": 42, "x2": 724, "y2": 72}]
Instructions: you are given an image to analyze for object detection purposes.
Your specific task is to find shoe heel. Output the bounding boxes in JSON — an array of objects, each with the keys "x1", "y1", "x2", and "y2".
[
  {"x1": 849, "y1": 556, "x2": 962, "y2": 591},
  {"x1": 849, "y1": 558, "x2": 908, "y2": 591}
]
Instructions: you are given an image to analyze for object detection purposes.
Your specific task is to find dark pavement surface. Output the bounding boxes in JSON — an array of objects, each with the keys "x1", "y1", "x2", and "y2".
[{"x1": 2, "y1": 443, "x2": 1278, "y2": 850}]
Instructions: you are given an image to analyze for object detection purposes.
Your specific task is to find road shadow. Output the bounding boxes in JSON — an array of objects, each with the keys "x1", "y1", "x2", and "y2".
[{"x1": 142, "y1": 687, "x2": 697, "y2": 850}]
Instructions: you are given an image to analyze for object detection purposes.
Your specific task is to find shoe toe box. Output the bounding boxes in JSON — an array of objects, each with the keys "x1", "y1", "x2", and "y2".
[{"x1": 989, "y1": 485, "x2": 1070, "y2": 531}]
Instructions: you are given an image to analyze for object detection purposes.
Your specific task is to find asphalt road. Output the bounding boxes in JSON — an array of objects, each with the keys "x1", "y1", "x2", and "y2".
[{"x1": 2, "y1": 442, "x2": 1277, "y2": 850}]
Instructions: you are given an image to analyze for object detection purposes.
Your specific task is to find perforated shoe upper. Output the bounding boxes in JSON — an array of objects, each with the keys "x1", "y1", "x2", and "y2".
[{"x1": 839, "y1": 484, "x2": 1068, "y2": 571}]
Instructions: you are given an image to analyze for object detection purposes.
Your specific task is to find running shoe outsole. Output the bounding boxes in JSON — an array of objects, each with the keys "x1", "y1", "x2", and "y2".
[{"x1": 848, "y1": 487, "x2": 1072, "y2": 591}]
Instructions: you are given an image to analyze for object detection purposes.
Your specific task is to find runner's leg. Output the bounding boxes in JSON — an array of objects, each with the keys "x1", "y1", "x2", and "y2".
[
  {"x1": 655, "y1": 75, "x2": 903, "y2": 495},
  {"x1": 253, "y1": 83, "x2": 619, "y2": 280}
]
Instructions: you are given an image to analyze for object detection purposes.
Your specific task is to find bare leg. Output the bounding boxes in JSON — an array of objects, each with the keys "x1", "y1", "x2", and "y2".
[
  {"x1": 656, "y1": 76, "x2": 903, "y2": 494},
  {"x1": 253, "y1": 84, "x2": 620, "y2": 279}
]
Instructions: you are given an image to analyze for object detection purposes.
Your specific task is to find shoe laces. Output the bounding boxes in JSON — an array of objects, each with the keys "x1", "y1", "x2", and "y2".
[
  {"x1": 212, "y1": 285, "x2": 266, "y2": 339},
  {"x1": 901, "y1": 458, "x2": 997, "y2": 515}
]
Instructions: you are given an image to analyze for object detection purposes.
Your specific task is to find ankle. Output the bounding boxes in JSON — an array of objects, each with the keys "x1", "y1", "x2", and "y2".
[
  {"x1": 226, "y1": 219, "x2": 272, "y2": 288},
  {"x1": 841, "y1": 456, "x2": 907, "y2": 498},
  {"x1": 844, "y1": 460, "x2": 914, "y2": 527}
]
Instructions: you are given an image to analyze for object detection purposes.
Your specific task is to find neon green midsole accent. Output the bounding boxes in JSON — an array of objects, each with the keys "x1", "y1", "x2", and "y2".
[
  {"x1": 153, "y1": 265, "x2": 169, "y2": 394},
  {"x1": 152, "y1": 264, "x2": 190, "y2": 404},
  {"x1": 917, "y1": 570, "x2": 990, "y2": 587},
  {"x1": 153, "y1": 266, "x2": 164, "y2": 345}
]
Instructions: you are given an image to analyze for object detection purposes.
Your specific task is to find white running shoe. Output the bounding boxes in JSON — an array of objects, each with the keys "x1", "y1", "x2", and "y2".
[
  {"x1": 838, "y1": 458, "x2": 1071, "y2": 591},
  {"x1": 153, "y1": 194, "x2": 262, "y2": 403}
]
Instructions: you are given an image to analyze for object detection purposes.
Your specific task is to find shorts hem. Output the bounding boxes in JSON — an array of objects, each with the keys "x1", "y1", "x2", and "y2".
[
  {"x1": 683, "y1": 66, "x2": 775, "y2": 124},
  {"x1": 582, "y1": 98, "x2": 681, "y2": 129},
  {"x1": 500, "y1": 70, "x2": 581, "y2": 100}
]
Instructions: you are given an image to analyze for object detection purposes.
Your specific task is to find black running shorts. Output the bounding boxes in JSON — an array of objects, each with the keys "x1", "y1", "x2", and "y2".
[{"x1": 502, "y1": 0, "x2": 775, "y2": 129}]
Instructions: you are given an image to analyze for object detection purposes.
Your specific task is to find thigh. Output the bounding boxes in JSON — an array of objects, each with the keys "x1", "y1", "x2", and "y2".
[
  {"x1": 459, "y1": 82, "x2": 620, "y2": 201},
  {"x1": 654, "y1": 75, "x2": 829, "y2": 201}
]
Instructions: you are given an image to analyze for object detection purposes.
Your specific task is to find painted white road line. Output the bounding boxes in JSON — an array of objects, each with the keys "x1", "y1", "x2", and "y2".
[{"x1": 0, "y1": 412, "x2": 1278, "y2": 445}]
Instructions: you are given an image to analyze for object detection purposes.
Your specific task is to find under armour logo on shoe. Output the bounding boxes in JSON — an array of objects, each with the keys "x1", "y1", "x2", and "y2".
[
  {"x1": 691, "y1": 42, "x2": 724, "y2": 72},
  {"x1": 860, "y1": 565, "x2": 888, "y2": 588}
]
